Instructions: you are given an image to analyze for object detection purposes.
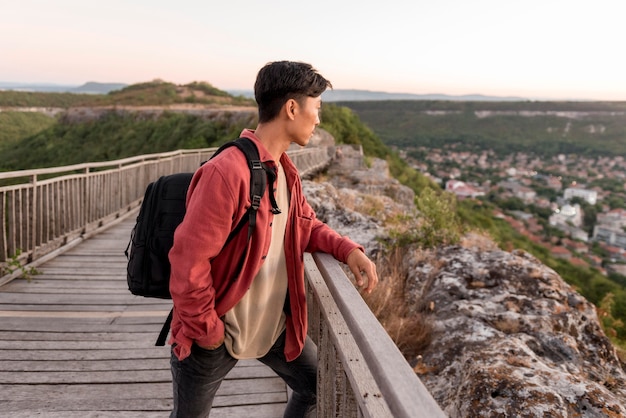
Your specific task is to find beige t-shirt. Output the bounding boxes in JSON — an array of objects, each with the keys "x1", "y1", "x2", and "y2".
[{"x1": 224, "y1": 163, "x2": 290, "y2": 359}]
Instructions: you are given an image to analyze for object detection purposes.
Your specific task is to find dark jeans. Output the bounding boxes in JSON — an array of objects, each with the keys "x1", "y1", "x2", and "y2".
[{"x1": 170, "y1": 331, "x2": 317, "y2": 418}]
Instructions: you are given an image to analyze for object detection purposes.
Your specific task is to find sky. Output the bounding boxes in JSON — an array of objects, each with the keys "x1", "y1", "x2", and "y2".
[{"x1": 2, "y1": 0, "x2": 625, "y2": 101}]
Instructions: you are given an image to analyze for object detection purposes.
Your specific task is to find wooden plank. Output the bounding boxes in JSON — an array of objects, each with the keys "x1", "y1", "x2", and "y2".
[
  {"x1": 0, "y1": 393, "x2": 286, "y2": 413},
  {"x1": 0, "y1": 331, "x2": 166, "y2": 341},
  {"x1": 0, "y1": 378, "x2": 285, "y2": 400},
  {"x1": 1, "y1": 281, "x2": 131, "y2": 293},
  {"x1": 0, "y1": 320, "x2": 167, "y2": 332},
  {"x1": 0, "y1": 359, "x2": 272, "y2": 375},
  {"x1": 0, "y1": 305, "x2": 168, "y2": 312},
  {"x1": 0, "y1": 339, "x2": 175, "y2": 350},
  {"x1": 0, "y1": 358, "x2": 168, "y2": 372},
  {"x1": 0, "y1": 368, "x2": 281, "y2": 385},
  {"x1": 0, "y1": 293, "x2": 169, "y2": 305},
  {"x1": 0, "y1": 348, "x2": 169, "y2": 361}
]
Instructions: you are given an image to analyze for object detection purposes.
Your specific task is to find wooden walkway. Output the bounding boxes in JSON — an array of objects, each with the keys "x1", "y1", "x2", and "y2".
[{"x1": 0, "y1": 217, "x2": 289, "y2": 418}]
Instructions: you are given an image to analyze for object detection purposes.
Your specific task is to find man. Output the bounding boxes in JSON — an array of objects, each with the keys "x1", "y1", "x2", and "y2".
[{"x1": 168, "y1": 60, "x2": 378, "y2": 417}]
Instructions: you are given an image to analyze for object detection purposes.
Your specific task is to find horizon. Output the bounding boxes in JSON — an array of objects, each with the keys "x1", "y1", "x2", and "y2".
[
  {"x1": 2, "y1": 1, "x2": 626, "y2": 102},
  {"x1": 3, "y1": 79, "x2": 623, "y2": 103}
]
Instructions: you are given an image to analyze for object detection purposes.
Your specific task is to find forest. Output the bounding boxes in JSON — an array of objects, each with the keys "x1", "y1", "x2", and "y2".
[{"x1": 338, "y1": 100, "x2": 626, "y2": 158}]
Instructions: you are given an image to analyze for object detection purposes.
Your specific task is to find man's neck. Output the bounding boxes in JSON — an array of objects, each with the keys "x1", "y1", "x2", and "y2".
[{"x1": 254, "y1": 123, "x2": 290, "y2": 162}]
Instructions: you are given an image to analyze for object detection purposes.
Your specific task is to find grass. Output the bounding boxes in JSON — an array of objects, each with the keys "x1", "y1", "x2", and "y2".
[{"x1": 363, "y1": 247, "x2": 434, "y2": 361}]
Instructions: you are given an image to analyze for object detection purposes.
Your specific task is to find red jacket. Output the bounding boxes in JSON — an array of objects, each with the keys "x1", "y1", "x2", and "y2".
[{"x1": 169, "y1": 130, "x2": 362, "y2": 361}]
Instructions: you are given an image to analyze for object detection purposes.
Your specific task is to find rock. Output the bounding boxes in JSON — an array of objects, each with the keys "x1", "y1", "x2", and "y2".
[
  {"x1": 302, "y1": 180, "x2": 385, "y2": 257},
  {"x1": 405, "y1": 245, "x2": 626, "y2": 417}
]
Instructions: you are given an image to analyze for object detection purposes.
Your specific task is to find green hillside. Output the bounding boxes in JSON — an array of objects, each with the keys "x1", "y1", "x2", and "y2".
[
  {"x1": 0, "y1": 111, "x2": 258, "y2": 171},
  {"x1": 339, "y1": 100, "x2": 626, "y2": 157},
  {"x1": 0, "y1": 111, "x2": 56, "y2": 146},
  {"x1": 0, "y1": 81, "x2": 257, "y2": 170}
]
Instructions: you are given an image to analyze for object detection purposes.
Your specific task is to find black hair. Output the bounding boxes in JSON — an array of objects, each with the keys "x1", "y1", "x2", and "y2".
[{"x1": 254, "y1": 61, "x2": 332, "y2": 123}]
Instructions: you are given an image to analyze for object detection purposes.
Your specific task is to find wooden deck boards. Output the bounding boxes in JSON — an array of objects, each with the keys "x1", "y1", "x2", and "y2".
[{"x1": 0, "y1": 218, "x2": 288, "y2": 417}]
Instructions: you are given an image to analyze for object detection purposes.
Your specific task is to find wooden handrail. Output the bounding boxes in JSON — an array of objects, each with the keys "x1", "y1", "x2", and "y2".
[
  {"x1": 306, "y1": 253, "x2": 445, "y2": 417},
  {"x1": 0, "y1": 148, "x2": 218, "y2": 181},
  {"x1": 0, "y1": 146, "x2": 330, "y2": 282}
]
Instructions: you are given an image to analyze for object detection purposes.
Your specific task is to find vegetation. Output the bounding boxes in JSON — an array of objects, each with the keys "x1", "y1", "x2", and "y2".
[
  {"x1": 0, "y1": 111, "x2": 255, "y2": 171},
  {"x1": 0, "y1": 111, "x2": 56, "y2": 146},
  {"x1": 363, "y1": 248, "x2": 433, "y2": 360},
  {"x1": 320, "y1": 104, "x2": 436, "y2": 192},
  {"x1": 1, "y1": 250, "x2": 40, "y2": 281},
  {"x1": 338, "y1": 100, "x2": 626, "y2": 158},
  {"x1": 0, "y1": 81, "x2": 256, "y2": 171},
  {"x1": 0, "y1": 91, "x2": 95, "y2": 107}
]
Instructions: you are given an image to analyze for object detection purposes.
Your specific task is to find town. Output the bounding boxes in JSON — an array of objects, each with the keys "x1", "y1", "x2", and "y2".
[{"x1": 402, "y1": 147, "x2": 626, "y2": 277}]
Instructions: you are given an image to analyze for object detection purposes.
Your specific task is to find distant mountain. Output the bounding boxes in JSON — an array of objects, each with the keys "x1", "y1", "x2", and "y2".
[
  {"x1": 227, "y1": 88, "x2": 528, "y2": 102},
  {"x1": 1, "y1": 82, "x2": 526, "y2": 101},
  {"x1": 0, "y1": 81, "x2": 127, "y2": 94},
  {"x1": 324, "y1": 89, "x2": 528, "y2": 102},
  {"x1": 72, "y1": 82, "x2": 128, "y2": 94}
]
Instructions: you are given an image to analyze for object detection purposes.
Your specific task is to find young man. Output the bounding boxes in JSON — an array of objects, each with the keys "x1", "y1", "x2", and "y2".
[{"x1": 168, "y1": 61, "x2": 378, "y2": 417}]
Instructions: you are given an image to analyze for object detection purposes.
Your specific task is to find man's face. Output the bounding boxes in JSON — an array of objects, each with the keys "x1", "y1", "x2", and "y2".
[{"x1": 290, "y1": 96, "x2": 322, "y2": 147}]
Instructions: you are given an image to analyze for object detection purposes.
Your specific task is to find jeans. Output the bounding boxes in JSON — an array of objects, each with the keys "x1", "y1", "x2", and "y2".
[{"x1": 170, "y1": 331, "x2": 317, "y2": 418}]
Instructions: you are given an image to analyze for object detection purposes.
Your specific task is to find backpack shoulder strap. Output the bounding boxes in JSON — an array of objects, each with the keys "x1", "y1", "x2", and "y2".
[{"x1": 231, "y1": 137, "x2": 281, "y2": 236}]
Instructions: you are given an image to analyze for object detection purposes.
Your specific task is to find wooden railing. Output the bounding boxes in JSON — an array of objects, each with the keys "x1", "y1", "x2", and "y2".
[
  {"x1": 0, "y1": 146, "x2": 330, "y2": 283},
  {"x1": 0, "y1": 146, "x2": 445, "y2": 417},
  {"x1": 306, "y1": 253, "x2": 445, "y2": 417}
]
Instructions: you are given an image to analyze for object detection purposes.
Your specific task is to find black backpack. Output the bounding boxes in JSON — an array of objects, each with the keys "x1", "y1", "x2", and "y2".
[{"x1": 125, "y1": 137, "x2": 280, "y2": 345}]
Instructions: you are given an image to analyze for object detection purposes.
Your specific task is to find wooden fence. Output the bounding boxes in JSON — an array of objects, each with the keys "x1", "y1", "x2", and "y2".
[
  {"x1": 0, "y1": 146, "x2": 330, "y2": 283},
  {"x1": 0, "y1": 145, "x2": 445, "y2": 417}
]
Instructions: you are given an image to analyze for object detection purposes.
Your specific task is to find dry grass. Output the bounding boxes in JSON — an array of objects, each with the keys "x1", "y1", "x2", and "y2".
[
  {"x1": 363, "y1": 247, "x2": 433, "y2": 359},
  {"x1": 459, "y1": 230, "x2": 500, "y2": 252}
]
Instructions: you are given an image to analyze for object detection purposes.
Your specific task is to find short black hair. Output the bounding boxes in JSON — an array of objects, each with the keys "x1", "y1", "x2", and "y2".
[{"x1": 254, "y1": 61, "x2": 332, "y2": 123}]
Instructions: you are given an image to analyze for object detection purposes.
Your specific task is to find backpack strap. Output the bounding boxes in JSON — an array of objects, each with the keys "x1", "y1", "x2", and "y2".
[
  {"x1": 232, "y1": 138, "x2": 282, "y2": 237},
  {"x1": 156, "y1": 308, "x2": 173, "y2": 346}
]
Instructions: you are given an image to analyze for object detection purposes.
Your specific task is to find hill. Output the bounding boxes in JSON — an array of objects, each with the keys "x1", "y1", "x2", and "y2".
[
  {"x1": 0, "y1": 81, "x2": 127, "y2": 94},
  {"x1": 337, "y1": 100, "x2": 626, "y2": 158},
  {"x1": 0, "y1": 80, "x2": 258, "y2": 170},
  {"x1": 0, "y1": 79, "x2": 254, "y2": 108}
]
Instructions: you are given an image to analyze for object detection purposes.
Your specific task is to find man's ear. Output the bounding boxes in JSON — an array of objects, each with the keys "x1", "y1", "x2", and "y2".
[{"x1": 285, "y1": 98, "x2": 297, "y2": 120}]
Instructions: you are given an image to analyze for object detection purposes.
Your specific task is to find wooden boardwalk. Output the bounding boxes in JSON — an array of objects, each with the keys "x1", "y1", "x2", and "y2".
[{"x1": 0, "y1": 217, "x2": 289, "y2": 418}]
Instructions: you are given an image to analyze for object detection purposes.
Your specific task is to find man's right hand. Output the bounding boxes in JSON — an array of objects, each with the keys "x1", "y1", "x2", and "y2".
[{"x1": 197, "y1": 336, "x2": 225, "y2": 350}]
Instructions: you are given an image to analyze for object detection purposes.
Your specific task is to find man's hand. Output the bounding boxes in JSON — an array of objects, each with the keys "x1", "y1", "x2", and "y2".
[
  {"x1": 346, "y1": 249, "x2": 379, "y2": 294},
  {"x1": 197, "y1": 335, "x2": 224, "y2": 351}
]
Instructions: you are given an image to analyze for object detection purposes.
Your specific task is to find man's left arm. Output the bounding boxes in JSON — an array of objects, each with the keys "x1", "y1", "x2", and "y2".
[{"x1": 307, "y1": 220, "x2": 379, "y2": 293}]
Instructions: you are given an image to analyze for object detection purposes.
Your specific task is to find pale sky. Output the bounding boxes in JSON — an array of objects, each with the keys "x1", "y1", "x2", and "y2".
[{"x1": 2, "y1": 0, "x2": 625, "y2": 101}]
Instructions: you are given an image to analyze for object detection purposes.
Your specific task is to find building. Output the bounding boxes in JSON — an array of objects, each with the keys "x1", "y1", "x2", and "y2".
[
  {"x1": 563, "y1": 187, "x2": 598, "y2": 205},
  {"x1": 445, "y1": 180, "x2": 485, "y2": 199},
  {"x1": 592, "y1": 208, "x2": 626, "y2": 250},
  {"x1": 550, "y1": 204, "x2": 583, "y2": 228},
  {"x1": 498, "y1": 181, "x2": 537, "y2": 203}
]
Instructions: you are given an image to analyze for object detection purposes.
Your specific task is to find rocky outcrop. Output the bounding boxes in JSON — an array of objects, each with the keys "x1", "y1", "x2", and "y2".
[
  {"x1": 304, "y1": 151, "x2": 626, "y2": 417},
  {"x1": 303, "y1": 147, "x2": 416, "y2": 256},
  {"x1": 406, "y1": 245, "x2": 626, "y2": 417}
]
